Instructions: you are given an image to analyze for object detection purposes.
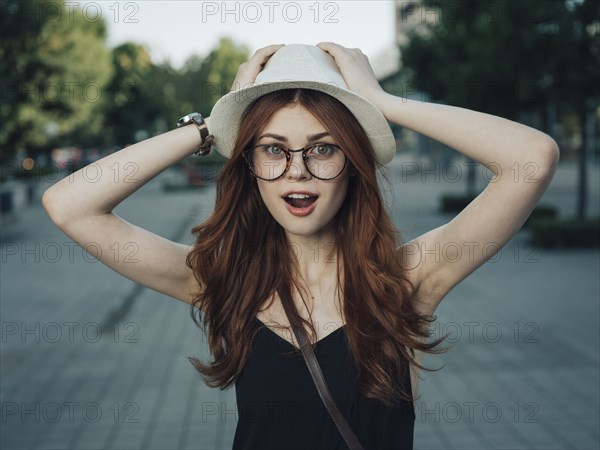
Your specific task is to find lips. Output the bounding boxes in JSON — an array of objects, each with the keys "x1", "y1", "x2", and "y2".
[
  {"x1": 283, "y1": 196, "x2": 317, "y2": 208},
  {"x1": 281, "y1": 191, "x2": 319, "y2": 217},
  {"x1": 283, "y1": 197, "x2": 318, "y2": 217},
  {"x1": 281, "y1": 190, "x2": 319, "y2": 198},
  {"x1": 281, "y1": 191, "x2": 319, "y2": 208}
]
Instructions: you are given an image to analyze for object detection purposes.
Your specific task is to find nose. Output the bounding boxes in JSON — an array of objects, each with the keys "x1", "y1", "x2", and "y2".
[{"x1": 285, "y1": 149, "x2": 311, "y2": 181}]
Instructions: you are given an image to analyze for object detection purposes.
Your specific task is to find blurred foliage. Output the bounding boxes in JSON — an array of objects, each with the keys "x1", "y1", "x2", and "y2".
[
  {"x1": 176, "y1": 37, "x2": 250, "y2": 117},
  {"x1": 99, "y1": 43, "x2": 164, "y2": 147},
  {"x1": 1, "y1": 0, "x2": 112, "y2": 161},
  {"x1": 95, "y1": 38, "x2": 248, "y2": 147},
  {"x1": 529, "y1": 216, "x2": 600, "y2": 248},
  {"x1": 401, "y1": 0, "x2": 599, "y2": 219},
  {"x1": 522, "y1": 204, "x2": 559, "y2": 228},
  {"x1": 0, "y1": 1, "x2": 249, "y2": 162},
  {"x1": 400, "y1": 0, "x2": 600, "y2": 118}
]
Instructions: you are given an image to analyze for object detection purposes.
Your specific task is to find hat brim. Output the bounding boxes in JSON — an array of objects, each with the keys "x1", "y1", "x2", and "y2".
[{"x1": 206, "y1": 81, "x2": 396, "y2": 166}]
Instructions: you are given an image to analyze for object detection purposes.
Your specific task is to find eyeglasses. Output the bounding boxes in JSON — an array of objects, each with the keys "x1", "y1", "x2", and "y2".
[{"x1": 242, "y1": 143, "x2": 348, "y2": 181}]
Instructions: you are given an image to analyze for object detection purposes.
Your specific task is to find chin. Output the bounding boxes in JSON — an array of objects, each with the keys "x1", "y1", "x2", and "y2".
[
  {"x1": 279, "y1": 211, "x2": 340, "y2": 241},
  {"x1": 283, "y1": 223, "x2": 324, "y2": 238},
  {"x1": 276, "y1": 215, "x2": 321, "y2": 235}
]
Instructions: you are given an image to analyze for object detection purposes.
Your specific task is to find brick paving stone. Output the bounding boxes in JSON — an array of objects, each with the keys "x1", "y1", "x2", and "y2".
[{"x1": 2, "y1": 162, "x2": 599, "y2": 450}]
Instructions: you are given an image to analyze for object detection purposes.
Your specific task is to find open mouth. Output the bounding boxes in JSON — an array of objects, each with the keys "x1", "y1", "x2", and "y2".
[{"x1": 283, "y1": 195, "x2": 318, "y2": 209}]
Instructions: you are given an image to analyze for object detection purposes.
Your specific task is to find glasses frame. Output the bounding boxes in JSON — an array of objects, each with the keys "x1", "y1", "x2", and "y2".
[{"x1": 242, "y1": 143, "x2": 348, "y2": 181}]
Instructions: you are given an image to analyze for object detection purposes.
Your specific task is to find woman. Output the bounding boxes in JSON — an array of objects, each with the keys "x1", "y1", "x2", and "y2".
[{"x1": 42, "y1": 43, "x2": 559, "y2": 449}]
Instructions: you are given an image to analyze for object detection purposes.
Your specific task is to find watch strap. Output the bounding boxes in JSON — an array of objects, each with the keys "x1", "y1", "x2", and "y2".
[{"x1": 177, "y1": 113, "x2": 213, "y2": 157}]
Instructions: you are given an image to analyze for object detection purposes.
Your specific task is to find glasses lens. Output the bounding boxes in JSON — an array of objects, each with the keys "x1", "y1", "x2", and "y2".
[
  {"x1": 246, "y1": 144, "x2": 347, "y2": 180},
  {"x1": 247, "y1": 145, "x2": 287, "y2": 180},
  {"x1": 305, "y1": 144, "x2": 346, "y2": 180}
]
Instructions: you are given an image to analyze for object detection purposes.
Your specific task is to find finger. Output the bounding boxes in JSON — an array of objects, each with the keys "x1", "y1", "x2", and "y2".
[
  {"x1": 317, "y1": 42, "x2": 364, "y2": 55},
  {"x1": 233, "y1": 44, "x2": 285, "y2": 89},
  {"x1": 316, "y1": 42, "x2": 347, "y2": 55},
  {"x1": 316, "y1": 42, "x2": 356, "y2": 64},
  {"x1": 251, "y1": 44, "x2": 286, "y2": 65},
  {"x1": 247, "y1": 44, "x2": 285, "y2": 74}
]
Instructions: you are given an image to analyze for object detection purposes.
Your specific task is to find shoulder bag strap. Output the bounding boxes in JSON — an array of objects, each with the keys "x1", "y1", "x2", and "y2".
[{"x1": 281, "y1": 302, "x2": 365, "y2": 450}]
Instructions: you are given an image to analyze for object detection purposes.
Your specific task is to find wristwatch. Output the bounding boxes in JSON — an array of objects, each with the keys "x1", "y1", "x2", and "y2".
[{"x1": 177, "y1": 112, "x2": 211, "y2": 157}]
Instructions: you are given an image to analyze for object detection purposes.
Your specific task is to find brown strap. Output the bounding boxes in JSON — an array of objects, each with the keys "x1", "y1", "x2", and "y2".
[{"x1": 281, "y1": 301, "x2": 365, "y2": 450}]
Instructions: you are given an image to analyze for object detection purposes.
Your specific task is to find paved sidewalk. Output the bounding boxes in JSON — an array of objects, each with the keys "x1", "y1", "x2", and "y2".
[
  {"x1": 1, "y1": 160, "x2": 598, "y2": 449},
  {"x1": 385, "y1": 158, "x2": 600, "y2": 449}
]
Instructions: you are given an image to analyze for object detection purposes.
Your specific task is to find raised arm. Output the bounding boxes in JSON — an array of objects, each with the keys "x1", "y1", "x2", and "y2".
[
  {"x1": 42, "y1": 44, "x2": 285, "y2": 306},
  {"x1": 42, "y1": 124, "x2": 205, "y2": 305},
  {"x1": 317, "y1": 42, "x2": 559, "y2": 314}
]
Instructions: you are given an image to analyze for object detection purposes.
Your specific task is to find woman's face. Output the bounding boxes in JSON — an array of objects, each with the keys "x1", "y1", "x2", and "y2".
[{"x1": 253, "y1": 103, "x2": 351, "y2": 240}]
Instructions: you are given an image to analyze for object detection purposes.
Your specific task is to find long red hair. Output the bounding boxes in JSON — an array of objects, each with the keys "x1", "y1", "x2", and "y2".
[{"x1": 186, "y1": 88, "x2": 447, "y2": 407}]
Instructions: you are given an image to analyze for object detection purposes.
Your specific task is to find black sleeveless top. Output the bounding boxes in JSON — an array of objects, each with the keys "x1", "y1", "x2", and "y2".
[{"x1": 233, "y1": 317, "x2": 415, "y2": 450}]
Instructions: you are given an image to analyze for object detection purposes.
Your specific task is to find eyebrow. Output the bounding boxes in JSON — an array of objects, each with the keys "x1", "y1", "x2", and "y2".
[{"x1": 257, "y1": 132, "x2": 331, "y2": 143}]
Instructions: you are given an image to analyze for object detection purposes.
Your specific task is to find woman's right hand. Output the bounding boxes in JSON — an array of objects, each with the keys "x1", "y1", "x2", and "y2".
[{"x1": 230, "y1": 44, "x2": 285, "y2": 91}]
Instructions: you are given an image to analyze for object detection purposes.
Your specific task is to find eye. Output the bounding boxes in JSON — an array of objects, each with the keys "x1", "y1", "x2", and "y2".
[
  {"x1": 308, "y1": 144, "x2": 337, "y2": 157},
  {"x1": 257, "y1": 144, "x2": 286, "y2": 156},
  {"x1": 267, "y1": 144, "x2": 283, "y2": 155}
]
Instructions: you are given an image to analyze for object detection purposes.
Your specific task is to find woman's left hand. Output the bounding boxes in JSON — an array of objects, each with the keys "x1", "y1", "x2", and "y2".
[
  {"x1": 316, "y1": 42, "x2": 387, "y2": 110},
  {"x1": 230, "y1": 44, "x2": 285, "y2": 91}
]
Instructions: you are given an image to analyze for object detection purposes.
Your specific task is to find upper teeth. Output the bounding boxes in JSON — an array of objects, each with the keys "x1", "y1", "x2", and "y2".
[{"x1": 287, "y1": 194, "x2": 312, "y2": 199}]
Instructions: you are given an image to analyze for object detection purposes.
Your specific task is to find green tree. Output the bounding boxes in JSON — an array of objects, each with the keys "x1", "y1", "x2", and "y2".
[
  {"x1": 401, "y1": 0, "x2": 575, "y2": 117},
  {"x1": 144, "y1": 62, "x2": 181, "y2": 134},
  {"x1": 100, "y1": 42, "x2": 165, "y2": 147},
  {"x1": 0, "y1": 0, "x2": 112, "y2": 161},
  {"x1": 98, "y1": 37, "x2": 249, "y2": 148},
  {"x1": 551, "y1": 0, "x2": 599, "y2": 219},
  {"x1": 176, "y1": 37, "x2": 249, "y2": 117},
  {"x1": 400, "y1": 0, "x2": 599, "y2": 216}
]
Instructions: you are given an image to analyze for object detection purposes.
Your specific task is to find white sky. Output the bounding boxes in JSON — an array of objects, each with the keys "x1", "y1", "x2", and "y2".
[{"x1": 97, "y1": 1, "x2": 397, "y2": 69}]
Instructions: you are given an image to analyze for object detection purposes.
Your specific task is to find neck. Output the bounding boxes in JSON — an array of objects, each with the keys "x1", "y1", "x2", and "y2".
[{"x1": 285, "y1": 226, "x2": 339, "y2": 287}]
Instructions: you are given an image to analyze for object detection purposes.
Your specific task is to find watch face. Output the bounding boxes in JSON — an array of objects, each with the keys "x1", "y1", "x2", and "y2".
[
  {"x1": 191, "y1": 114, "x2": 204, "y2": 125},
  {"x1": 178, "y1": 113, "x2": 201, "y2": 127}
]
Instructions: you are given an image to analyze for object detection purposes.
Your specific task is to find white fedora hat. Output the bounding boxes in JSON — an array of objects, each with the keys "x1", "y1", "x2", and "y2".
[{"x1": 205, "y1": 44, "x2": 396, "y2": 166}]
